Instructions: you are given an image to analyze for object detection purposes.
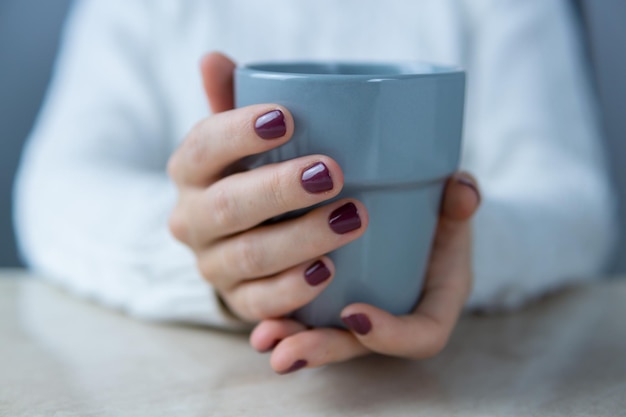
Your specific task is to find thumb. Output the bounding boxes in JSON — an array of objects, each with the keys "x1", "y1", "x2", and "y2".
[
  {"x1": 200, "y1": 52, "x2": 236, "y2": 114},
  {"x1": 441, "y1": 173, "x2": 481, "y2": 223},
  {"x1": 425, "y1": 172, "x2": 480, "y2": 285}
]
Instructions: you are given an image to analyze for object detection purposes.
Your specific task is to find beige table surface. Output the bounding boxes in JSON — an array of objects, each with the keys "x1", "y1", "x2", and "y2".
[{"x1": 1, "y1": 269, "x2": 625, "y2": 417}]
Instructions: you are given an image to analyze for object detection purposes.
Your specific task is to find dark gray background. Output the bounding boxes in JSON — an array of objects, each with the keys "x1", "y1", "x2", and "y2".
[
  {"x1": 581, "y1": 0, "x2": 626, "y2": 272},
  {"x1": 0, "y1": 0, "x2": 73, "y2": 266},
  {"x1": 1, "y1": 1, "x2": 625, "y2": 271}
]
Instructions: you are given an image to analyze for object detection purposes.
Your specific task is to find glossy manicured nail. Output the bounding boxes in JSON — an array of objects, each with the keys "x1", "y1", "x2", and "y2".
[
  {"x1": 255, "y1": 110, "x2": 286, "y2": 139},
  {"x1": 301, "y1": 162, "x2": 333, "y2": 193},
  {"x1": 454, "y1": 175, "x2": 481, "y2": 204},
  {"x1": 329, "y1": 202, "x2": 361, "y2": 234},
  {"x1": 342, "y1": 314, "x2": 372, "y2": 335},
  {"x1": 260, "y1": 339, "x2": 281, "y2": 353},
  {"x1": 304, "y1": 260, "x2": 331, "y2": 286},
  {"x1": 278, "y1": 359, "x2": 308, "y2": 375}
]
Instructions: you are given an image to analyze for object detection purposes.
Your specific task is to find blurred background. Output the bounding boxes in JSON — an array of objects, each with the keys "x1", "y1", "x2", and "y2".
[
  {"x1": 0, "y1": 0, "x2": 73, "y2": 266},
  {"x1": 0, "y1": 0, "x2": 625, "y2": 270}
]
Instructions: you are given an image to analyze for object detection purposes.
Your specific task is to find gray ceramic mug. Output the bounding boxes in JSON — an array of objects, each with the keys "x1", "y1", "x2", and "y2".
[{"x1": 235, "y1": 62, "x2": 465, "y2": 328}]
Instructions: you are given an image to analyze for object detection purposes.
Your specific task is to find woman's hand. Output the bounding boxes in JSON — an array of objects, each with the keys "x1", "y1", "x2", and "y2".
[
  {"x1": 167, "y1": 53, "x2": 369, "y2": 323},
  {"x1": 169, "y1": 52, "x2": 480, "y2": 374},
  {"x1": 251, "y1": 172, "x2": 480, "y2": 373}
]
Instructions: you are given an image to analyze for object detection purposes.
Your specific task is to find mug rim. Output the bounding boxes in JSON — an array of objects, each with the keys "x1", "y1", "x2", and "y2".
[{"x1": 237, "y1": 60, "x2": 464, "y2": 81}]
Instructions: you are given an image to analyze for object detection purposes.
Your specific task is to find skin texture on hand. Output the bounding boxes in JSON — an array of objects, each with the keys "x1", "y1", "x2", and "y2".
[
  {"x1": 168, "y1": 53, "x2": 369, "y2": 324},
  {"x1": 251, "y1": 172, "x2": 480, "y2": 373},
  {"x1": 168, "y1": 52, "x2": 481, "y2": 374}
]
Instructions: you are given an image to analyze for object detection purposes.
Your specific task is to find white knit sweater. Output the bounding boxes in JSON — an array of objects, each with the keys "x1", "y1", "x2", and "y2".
[{"x1": 14, "y1": 0, "x2": 616, "y2": 328}]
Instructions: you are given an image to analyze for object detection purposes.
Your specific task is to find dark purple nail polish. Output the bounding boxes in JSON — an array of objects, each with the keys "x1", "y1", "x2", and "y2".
[
  {"x1": 278, "y1": 359, "x2": 308, "y2": 375},
  {"x1": 455, "y1": 175, "x2": 481, "y2": 204},
  {"x1": 341, "y1": 314, "x2": 372, "y2": 335},
  {"x1": 329, "y1": 202, "x2": 361, "y2": 234},
  {"x1": 260, "y1": 339, "x2": 281, "y2": 353},
  {"x1": 255, "y1": 110, "x2": 286, "y2": 139},
  {"x1": 304, "y1": 261, "x2": 331, "y2": 286},
  {"x1": 301, "y1": 162, "x2": 333, "y2": 193}
]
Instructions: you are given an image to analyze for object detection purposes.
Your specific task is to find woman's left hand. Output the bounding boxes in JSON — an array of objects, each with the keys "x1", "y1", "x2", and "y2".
[{"x1": 250, "y1": 173, "x2": 481, "y2": 374}]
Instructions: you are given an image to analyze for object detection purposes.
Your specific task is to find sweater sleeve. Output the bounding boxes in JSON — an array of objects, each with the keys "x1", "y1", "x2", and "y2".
[
  {"x1": 13, "y1": 0, "x2": 249, "y2": 330},
  {"x1": 462, "y1": 0, "x2": 617, "y2": 309}
]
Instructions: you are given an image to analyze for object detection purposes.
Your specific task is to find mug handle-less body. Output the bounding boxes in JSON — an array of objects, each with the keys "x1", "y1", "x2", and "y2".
[{"x1": 235, "y1": 62, "x2": 465, "y2": 328}]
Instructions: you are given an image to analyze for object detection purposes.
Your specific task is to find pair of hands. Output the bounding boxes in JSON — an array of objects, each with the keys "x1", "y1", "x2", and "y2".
[{"x1": 168, "y1": 53, "x2": 481, "y2": 374}]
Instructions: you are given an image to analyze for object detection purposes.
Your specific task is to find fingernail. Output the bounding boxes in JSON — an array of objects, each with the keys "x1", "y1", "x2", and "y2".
[
  {"x1": 304, "y1": 260, "x2": 331, "y2": 286},
  {"x1": 278, "y1": 359, "x2": 308, "y2": 375},
  {"x1": 341, "y1": 314, "x2": 372, "y2": 335},
  {"x1": 301, "y1": 162, "x2": 333, "y2": 193},
  {"x1": 260, "y1": 339, "x2": 281, "y2": 353},
  {"x1": 255, "y1": 109, "x2": 286, "y2": 139},
  {"x1": 454, "y1": 174, "x2": 481, "y2": 204},
  {"x1": 329, "y1": 202, "x2": 361, "y2": 234}
]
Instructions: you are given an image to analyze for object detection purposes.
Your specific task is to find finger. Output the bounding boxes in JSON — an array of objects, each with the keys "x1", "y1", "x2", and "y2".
[
  {"x1": 198, "y1": 199, "x2": 369, "y2": 289},
  {"x1": 427, "y1": 172, "x2": 480, "y2": 286},
  {"x1": 200, "y1": 52, "x2": 236, "y2": 114},
  {"x1": 249, "y1": 319, "x2": 308, "y2": 353},
  {"x1": 337, "y1": 173, "x2": 480, "y2": 359},
  {"x1": 339, "y1": 297, "x2": 465, "y2": 359},
  {"x1": 441, "y1": 172, "x2": 481, "y2": 222},
  {"x1": 223, "y1": 257, "x2": 336, "y2": 323},
  {"x1": 270, "y1": 327, "x2": 369, "y2": 374},
  {"x1": 168, "y1": 104, "x2": 294, "y2": 186},
  {"x1": 185, "y1": 156, "x2": 343, "y2": 245}
]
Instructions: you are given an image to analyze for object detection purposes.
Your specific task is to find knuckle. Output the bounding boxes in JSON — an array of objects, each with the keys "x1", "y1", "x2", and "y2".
[
  {"x1": 293, "y1": 220, "x2": 326, "y2": 255},
  {"x1": 416, "y1": 331, "x2": 450, "y2": 359},
  {"x1": 213, "y1": 113, "x2": 246, "y2": 156},
  {"x1": 233, "y1": 235, "x2": 266, "y2": 277},
  {"x1": 196, "y1": 255, "x2": 216, "y2": 284},
  {"x1": 264, "y1": 170, "x2": 290, "y2": 211},
  {"x1": 168, "y1": 208, "x2": 189, "y2": 243},
  {"x1": 240, "y1": 289, "x2": 265, "y2": 322},
  {"x1": 181, "y1": 120, "x2": 212, "y2": 168},
  {"x1": 210, "y1": 188, "x2": 238, "y2": 230},
  {"x1": 223, "y1": 292, "x2": 257, "y2": 323},
  {"x1": 222, "y1": 116, "x2": 243, "y2": 148}
]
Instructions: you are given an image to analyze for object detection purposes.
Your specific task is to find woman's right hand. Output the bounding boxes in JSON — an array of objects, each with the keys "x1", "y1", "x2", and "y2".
[{"x1": 167, "y1": 53, "x2": 369, "y2": 322}]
